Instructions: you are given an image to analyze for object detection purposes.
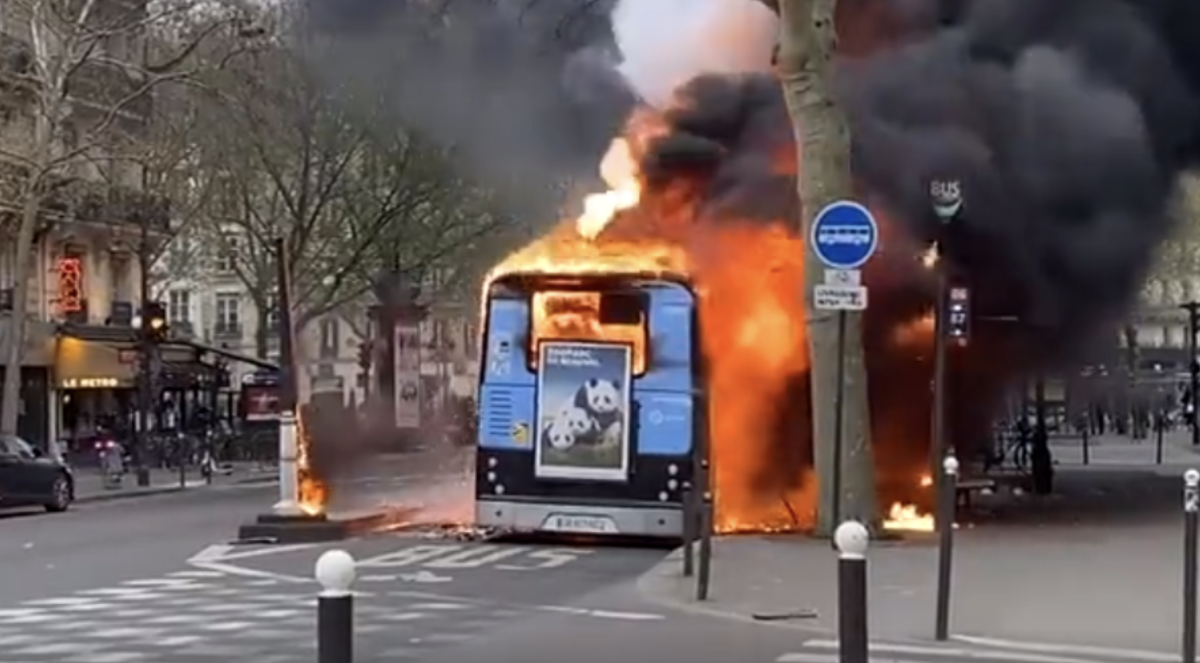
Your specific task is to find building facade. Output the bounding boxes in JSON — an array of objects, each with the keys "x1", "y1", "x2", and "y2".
[
  {"x1": 1133, "y1": 276, "x2": 1200, "y2": 351},
  {"x1": 0, "y1": 2, "x2": 178, "y2": 445},
  {"x1": 152, "y1": 251, "x2": 481, "y2": 409}
]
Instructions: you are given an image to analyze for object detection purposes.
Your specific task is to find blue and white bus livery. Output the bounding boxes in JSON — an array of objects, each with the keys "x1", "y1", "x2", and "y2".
[{"x1": 474, "y1": 271, "x2": 706, "y2": 539}]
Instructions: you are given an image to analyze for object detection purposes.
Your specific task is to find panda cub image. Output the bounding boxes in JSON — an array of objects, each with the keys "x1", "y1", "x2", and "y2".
[
  {"x1": 543, "y1": 404, "x2": 598, "y2": 450},
  {"x1": 573, "y1": 378, "x2": 623, "y2": 441}
]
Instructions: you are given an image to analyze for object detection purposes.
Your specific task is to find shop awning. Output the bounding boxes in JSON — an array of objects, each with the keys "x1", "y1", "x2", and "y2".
[{"x1": 53, "y1": 336, "x2": 138, "y2": 389}]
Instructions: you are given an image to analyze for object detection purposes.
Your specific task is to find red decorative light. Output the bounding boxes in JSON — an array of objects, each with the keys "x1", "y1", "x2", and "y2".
[{"x1": 56, "y1": 257, "x2": 83, "y2": 314}]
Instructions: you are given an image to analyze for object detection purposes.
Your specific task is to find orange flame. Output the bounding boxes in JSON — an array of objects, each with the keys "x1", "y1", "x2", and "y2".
[
  {"x1": 485, "y1": 97, "x2": 941, "y2": 532},
  {"x1": 296, "y1": 411, "x2": 327, "y2": 516},
  {"x1": 882, "y1": 474, "x2": 936, "y2": 532},
  {"x1": 578, "y1": 138, "x2": 641, "y2": 240}
]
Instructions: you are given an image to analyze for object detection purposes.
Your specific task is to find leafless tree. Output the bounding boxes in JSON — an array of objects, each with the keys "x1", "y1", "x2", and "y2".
[
  {"x1": 193, "y1": 32, "x2": 505, "y2": 360},
  {"x1": 0, "y1": 0, "x2": 241, "y2": 436}
]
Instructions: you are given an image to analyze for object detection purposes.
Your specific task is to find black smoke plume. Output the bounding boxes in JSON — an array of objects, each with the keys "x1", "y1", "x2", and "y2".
[
  {"x1": 300, "y1": 0, "x2": 633, "y2": 220},
  {"x1": 641, "y1": 0, "x2": 1200, "y2": 360}
]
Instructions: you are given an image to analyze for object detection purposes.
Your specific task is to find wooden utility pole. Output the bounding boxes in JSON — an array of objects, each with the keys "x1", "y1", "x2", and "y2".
[{"x1": 775, "y1": 0, "x2": 877, "y2": 534}]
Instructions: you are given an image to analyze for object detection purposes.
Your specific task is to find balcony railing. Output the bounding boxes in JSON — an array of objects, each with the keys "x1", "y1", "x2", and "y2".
[
  {"x1": 0, "y1": 34, "x2": 151, "y2": 120},
  {"x1": 212, "y1": 322, "x2": 243, "y2": 340},
  {"x1": 170, "y1": 320, "x2": 195, "y2": 339},
  {"x1": 70, "y1": 59, "x2": 153, "y2": 119},
  {"x1": 0, "y1": 162, "x2": 170, "y2": 232}
]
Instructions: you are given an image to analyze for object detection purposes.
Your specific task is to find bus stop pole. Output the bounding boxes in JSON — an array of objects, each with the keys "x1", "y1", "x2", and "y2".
[{"x1": 830, "y1": 310, "x2": 847, "y2": 530}]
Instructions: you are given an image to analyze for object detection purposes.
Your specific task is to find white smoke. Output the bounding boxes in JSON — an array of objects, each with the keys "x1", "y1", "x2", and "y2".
[{"x1": 611, "y1": 0, "x2": 780, "y2": 109}]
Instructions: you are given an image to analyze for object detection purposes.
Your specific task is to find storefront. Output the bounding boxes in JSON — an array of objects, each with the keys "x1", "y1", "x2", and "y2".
[
  {"x1": 0, "y1": 317, "x2": 55, "y2": 445},
  {"x1": 53, "y1": 326, "x2": 234, "y2": 448}
]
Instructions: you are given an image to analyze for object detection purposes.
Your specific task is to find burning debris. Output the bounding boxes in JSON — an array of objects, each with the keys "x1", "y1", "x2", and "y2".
[{"x1": 295, "y1": 411, "x2": 327, "y2": 516}]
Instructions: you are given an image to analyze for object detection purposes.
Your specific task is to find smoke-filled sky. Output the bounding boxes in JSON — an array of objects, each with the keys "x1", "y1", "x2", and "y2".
[{"x1": 303, "y1": 0, "x2": 1200, "y2": 353}]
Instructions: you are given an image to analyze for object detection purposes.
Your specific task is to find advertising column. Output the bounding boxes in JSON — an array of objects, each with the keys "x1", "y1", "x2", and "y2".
[{"x1": 394, "y1": 321, "x2": 422, "y2": 429}]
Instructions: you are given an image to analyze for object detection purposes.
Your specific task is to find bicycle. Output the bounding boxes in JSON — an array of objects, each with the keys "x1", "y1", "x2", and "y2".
[{"x1": 984, "y1": 420, "x2": 1031, "y2": 471}]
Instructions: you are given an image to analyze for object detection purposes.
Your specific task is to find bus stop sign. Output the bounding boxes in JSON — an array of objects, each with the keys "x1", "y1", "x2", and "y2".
[{"x1": 811, "y1": 200, "x2": 879, "y2": 270}]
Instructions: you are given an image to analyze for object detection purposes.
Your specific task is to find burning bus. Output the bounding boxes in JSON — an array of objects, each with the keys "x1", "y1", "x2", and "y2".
[{"x1": 474, "y1": 231, "x2": 704, "y2": 538}]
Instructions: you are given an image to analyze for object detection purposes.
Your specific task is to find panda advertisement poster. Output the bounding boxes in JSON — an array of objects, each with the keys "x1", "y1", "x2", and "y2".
[{"x1": 535, "y1": 341, "x2": 632, "y2": 481}]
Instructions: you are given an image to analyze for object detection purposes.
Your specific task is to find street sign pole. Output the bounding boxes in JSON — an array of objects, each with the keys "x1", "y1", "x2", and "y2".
[
  {"x1": 830, "y1": 309, "x2": 847, "y2": 528},
  {"x1": 931, "y1": 261, "x2": 949, "y2": 505},
  {"x1": 811, "y1": 201, "x2": 879, "y2": 527}
]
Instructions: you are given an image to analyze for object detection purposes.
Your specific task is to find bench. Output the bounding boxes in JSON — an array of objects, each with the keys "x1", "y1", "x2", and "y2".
[{"x1": 955, "y1": 477, "x2": 996, "y2": 509}]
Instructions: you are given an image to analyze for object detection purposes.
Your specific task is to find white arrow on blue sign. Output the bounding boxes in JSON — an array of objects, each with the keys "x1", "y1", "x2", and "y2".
[{"x1": 810, "y1": 200, "x2": 879, "y2": 270}]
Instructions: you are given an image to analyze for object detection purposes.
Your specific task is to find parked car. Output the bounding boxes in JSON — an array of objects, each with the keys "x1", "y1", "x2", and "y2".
[{"x1": 0, "y1": 435, "x2": 74, "y2": 512}]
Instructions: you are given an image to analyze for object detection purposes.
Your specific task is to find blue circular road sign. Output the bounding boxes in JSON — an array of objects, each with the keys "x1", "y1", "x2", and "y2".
[{"x1": 810, "y1": 200, "x2": 879, "y2": 269}]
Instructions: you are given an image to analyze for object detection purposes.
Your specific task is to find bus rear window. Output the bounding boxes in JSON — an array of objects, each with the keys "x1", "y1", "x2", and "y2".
[{"x1": 529, "y1": 290, "x2": 648, "y2": 375}]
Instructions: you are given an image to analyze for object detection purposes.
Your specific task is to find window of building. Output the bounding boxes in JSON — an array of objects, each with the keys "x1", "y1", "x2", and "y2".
[
  {"x1": 319, "y1": 318, "x2": 339, "y2": 357},
  {"x1": 167, "y1": 289, "x2": 191, "y2": 324},
  {"x1": 215, "y1": 293, "x2": 240, "y2": 334},
  {"x1": 215, "y1": 234, "x2": 239, "y2": 273},
  {"x1": 265, "y1": 291, "x2": 280, "y2": 330}
]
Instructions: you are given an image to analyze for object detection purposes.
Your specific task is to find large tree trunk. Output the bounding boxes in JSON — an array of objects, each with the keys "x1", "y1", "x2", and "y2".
[
  {"x1": 0, "y1": 113, "x2": 52, "y2": 437},
  {"x1": 776, "y1": 0, "x2": 877, "y2": 534}
]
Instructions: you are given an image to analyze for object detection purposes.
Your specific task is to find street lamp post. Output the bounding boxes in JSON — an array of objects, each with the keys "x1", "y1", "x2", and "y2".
[
  {"x1": 272, "y1": 236, "x2": 304, "y2": 517},
  {"x1": 133, "y1": 217, "x2": 157, "y2": 487}
]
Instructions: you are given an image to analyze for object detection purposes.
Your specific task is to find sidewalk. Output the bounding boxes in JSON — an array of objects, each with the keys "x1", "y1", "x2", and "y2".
[
  {"x1": 639, "y1": 469, "x2": 1190, "y2": 654},
  {"x1": 1050, "y1": 429, "x2": 1200, "y2": 471},
  {"x1": 73, "y1": 463, "x2": 276, "y2": 503}
]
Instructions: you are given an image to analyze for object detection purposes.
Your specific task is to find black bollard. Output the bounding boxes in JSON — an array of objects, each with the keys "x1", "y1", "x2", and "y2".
[
  {"x1": 1156, "y1": 416, "x2": 1165, "y2": 466},
  {"x1": 834, "y1": 520, "x2": 870, "y2": 663},
  {"x1": 682, "y1": 482, "x2": 695, "y2": 578},
  {"x1": 696, "y1": 489, "x2": 713, "y2": 601},
  {"x1": 177, "y1": 433, "x2": 187, "y2": 488},
  {"x1": 315, "y1": 550, "x2": 357, "y2": 663},
  {"x1": 934, "y1": 452, "x2": 959, "y2": 641},
  {"x1": 1081, "y1": 426, "x2": 1090, "y2": 465},
  {"x1": 1184, "y1": 469, "x2": 1199, "y2": 663}
]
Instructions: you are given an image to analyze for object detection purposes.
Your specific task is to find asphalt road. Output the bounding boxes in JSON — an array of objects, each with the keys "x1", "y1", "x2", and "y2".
[
  {"x1": 0, "y1": 481, "x2": 280, "y2": 604},
  {"x1": 0, "y1": 473, "x2": 1150, "y2": 663}
]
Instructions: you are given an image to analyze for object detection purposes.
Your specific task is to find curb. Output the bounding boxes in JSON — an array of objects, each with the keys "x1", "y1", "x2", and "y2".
[
  {"x1": 74, "y1": 473, "x2": 278, "y2": 504},
  {"x1": 75, "y1": 485, "x2": 193, "y2": 504}
]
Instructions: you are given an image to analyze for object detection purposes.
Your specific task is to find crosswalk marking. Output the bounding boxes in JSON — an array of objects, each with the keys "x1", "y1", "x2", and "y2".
[
  {"x1": 776, "y1": 649, "x2": 1094, "y2": 663},
  {"x1": 798, "y1": 639, "x2": 1095, "y2": 662},
  {"x1": 777, "y1": 637, "x2": 1170, "y2": 663},
  {"x1": 951, "y1": 635, "x2": 1178, "y2": 663}
]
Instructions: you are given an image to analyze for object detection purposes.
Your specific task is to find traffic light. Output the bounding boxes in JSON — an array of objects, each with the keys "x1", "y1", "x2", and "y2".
[
  {"x1": 947, "y1": 286, "x2": 970, "y2": 345},
  {"x1": 142, "y1": 301, "x2": 168, "y2": 342}
]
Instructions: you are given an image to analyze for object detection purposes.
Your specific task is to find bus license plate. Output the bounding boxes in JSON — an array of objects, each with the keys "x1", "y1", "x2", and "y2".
[{"x1": 542, "y1": 514, "x2": 619, "y2": 534}]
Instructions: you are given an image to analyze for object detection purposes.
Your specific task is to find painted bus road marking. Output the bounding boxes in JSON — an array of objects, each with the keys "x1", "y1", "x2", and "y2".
[
  {"x1": 494, "y1": 548, "x2": 589, "y2": 571},
  {"x1": 356, "y1": 544, "x2": 593, "y2": 573}
]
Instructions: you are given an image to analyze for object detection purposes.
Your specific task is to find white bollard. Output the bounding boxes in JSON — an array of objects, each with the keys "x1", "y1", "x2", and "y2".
[{"x1": 273, "y1": 410, "x2": 304, "y2": 516}]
